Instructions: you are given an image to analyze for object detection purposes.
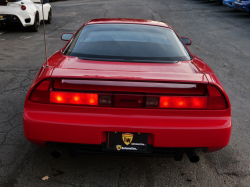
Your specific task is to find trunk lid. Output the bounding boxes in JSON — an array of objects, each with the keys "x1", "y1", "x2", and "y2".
[{"x1": 52, "y1": 56, "x2": 208, "y2": 84}]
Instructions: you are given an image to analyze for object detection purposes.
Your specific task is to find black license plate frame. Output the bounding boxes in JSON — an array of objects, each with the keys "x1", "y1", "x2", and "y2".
[{"x1": 106, "y1": 132, "x2": 150, "y2": 153}]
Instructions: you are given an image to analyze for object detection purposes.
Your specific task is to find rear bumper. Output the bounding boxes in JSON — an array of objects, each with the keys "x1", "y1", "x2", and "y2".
[
  {"x1": 0, "y1": 14, "x2": 24, "y2": 26},
  {"x1": 0, "y1": 7, "x2": 33, "y2": 26},
  {"x1": 23, "y1": 102, "x2": 232, "y2": 150}
]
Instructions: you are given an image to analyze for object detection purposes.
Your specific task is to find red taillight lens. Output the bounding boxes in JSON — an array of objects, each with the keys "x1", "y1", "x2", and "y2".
[
  {"x1": 86, "y1": 94, "x2": 98, "y2": 105},
  {"x1": 21, "y1": 5, "x2": 26, "y2": 10},
  {"x1": 190, "y1": 97, "x2": 207, "y2": 109},
  {"x1": 172, "y1": 97, "x2": 189, "y2": 108},
  {"x1": 29, "y1": 80, "x2": 227, "y2": 110},
  {"x1": 159, "y1": 97, "x2": 171, "y2": 108},
  {"x1": 50, "y1": 92, "x2": 98, "y2": 106},
  {"x1": 158, "y1": 96, "x2": 207, "y2": 109},
  {"x1": 29, "y1": 79, "x2": 52, "y2": 103},
  {"x1": 207, "y1": 85, "x2": 227, "y2": 109}
]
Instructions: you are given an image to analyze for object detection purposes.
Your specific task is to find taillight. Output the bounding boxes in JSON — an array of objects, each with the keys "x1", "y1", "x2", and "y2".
[
  {"x1": 21, "y1": 5, "x2": 26, "y2": 10},
  {"x1": 207, "y1": 85, "x2": 227, "y2": 109},
  {"x1": 50, "y1": 92, "x2": 112, "y2": 106},
  {"x1": 29, "y1": 79, "x2": 52, "y2": 103},
  {"x1": 29, "y1": 80, "x2": 112, "y2": 106},
  {"x1": 159, "y1": 97, "x2": 171, "y2": 108},
  {"x1": 157, "y1": 96, "x2": 207, "y2": 109},
  {"x1": 29, "y1": 80, "x2": 227, "y2": 110},
  {"x1": 50, "y1": 92, "x2": 99, "y2": 106},
  {"x1": 146, "y1": 85, "x2": 227, "y2": 110}
]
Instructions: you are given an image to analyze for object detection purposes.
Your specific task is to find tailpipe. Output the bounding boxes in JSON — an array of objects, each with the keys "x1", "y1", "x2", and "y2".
[
  {"x1": 186, "y1": 149, "x2": 200, "y2": 163},
  {"x1": 51, "y1": 144, "x2": 63, "y2": 158}
]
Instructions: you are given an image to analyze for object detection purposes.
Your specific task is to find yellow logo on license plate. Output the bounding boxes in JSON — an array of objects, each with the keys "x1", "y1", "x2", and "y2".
[
  {"x1": 122, "y1": 133, "x2": 133, "y2": 145},
  {"x1": 116, "y1": 145, "x2": 122, "y2": 151}
]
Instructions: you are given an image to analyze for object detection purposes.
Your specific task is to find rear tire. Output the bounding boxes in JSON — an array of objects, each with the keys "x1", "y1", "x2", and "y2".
[
  {"x1": 46, "y1": 10, "x2": 52, "y2": 24},
  {"x1": 29, "y1": 13, "x2": 40, "y2": 32}
]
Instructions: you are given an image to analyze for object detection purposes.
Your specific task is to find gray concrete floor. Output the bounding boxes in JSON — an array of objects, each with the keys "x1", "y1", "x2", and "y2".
[{"x1": 0, "y1": 0, "x2": 250, "y2": 186}]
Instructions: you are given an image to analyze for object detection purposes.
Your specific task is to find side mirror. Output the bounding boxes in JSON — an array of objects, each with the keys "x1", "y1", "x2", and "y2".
[
  {"x1": 181, "y1": 37, "x2": 192, "y2": 46},
  {"x1": 61, "y1": 33, "x2": 74, "y2": 41}
]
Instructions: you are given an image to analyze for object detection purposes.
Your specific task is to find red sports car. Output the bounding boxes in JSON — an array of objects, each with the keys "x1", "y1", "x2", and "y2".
[{"x1": 23, "y1": 18, "x2": 231, "y2": 162}]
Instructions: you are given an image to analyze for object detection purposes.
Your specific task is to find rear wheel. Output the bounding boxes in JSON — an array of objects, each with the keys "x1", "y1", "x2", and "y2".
[
  {"x1": 29, "y1": 13, "x2": 40, "y2": 32},
  {"x1": 46, "y1": 10, "x2": 52, "y2": 24}
]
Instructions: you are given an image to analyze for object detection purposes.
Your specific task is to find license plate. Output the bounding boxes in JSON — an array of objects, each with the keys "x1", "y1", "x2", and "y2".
[
  {"x1": 106, "y1": 132, "x2": 149, "y2": 152},
  {"x1": 0, "y1": 15, "x2": 3, "y2": 20}
]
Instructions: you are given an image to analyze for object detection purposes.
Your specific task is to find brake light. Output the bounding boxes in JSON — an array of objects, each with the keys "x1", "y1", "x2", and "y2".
[
  {"x1": 190, "y1": 97, "x2": 207, "y2": 108},
  {"x1": 159, "y1": 97, "x2": 171, "y2": 108},
  {"x1": 172, "y1": 97, "x2": 189, "y2": 108},
  {"x1": 50, "y1": 92, "x2": 98, "y2": 106},
  {"x1": 29, "y1": 80, "x2": 227, "y2": 110},
  {"x1": 158, "y1": 96, "x2": 207, "y2": 109},
  {"x1": 29, "y1": 79, "x2": 52, "y2": 103},
  {"x1": 207, "y1": 85, "x2": 227, "y2": 109},
  {"x1": 86, "y1": 94, "x2": 98, "y2": 105},
  {"x1": 21, "y1": 5, "x2": 26, "y2": 10}
]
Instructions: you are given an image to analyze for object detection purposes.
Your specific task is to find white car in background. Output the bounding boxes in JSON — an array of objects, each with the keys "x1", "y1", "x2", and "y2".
[{"x1": 0, "y1": 0, "x2": 52, "y2": 32}]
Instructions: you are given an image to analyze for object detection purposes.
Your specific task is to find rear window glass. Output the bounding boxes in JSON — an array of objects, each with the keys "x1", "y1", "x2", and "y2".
[{"x1": 66, "y1": 24, "x2": 191, "y2": 63}]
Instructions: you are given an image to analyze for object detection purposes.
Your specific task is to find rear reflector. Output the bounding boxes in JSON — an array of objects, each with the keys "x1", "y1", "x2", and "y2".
[
  {"x1": 207, "y1": 85, "x2": 227, "y2": 109},
  {"x1": 29, "y1": 79, "x2": 52, "y2": 104},
  {"x1": 21, "y1": 5, "x2": 26, "y2": 10}
]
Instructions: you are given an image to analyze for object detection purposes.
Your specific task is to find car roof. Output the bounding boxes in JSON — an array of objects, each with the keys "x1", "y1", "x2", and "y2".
[{"x1": 86, "y1": 18, "x2": 169, "y2": 28}]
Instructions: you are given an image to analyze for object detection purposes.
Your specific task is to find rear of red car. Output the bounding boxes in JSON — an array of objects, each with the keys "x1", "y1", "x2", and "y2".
[{"x1": 23, "y1": 19, "x2": 231, "y2": 162}]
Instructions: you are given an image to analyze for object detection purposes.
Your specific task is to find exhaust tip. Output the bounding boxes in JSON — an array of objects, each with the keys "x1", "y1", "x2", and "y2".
[
  {"x1": 51, "y1": 151, "x2": 61, "y2": 158},
  {"x1": 186, "y1": 149, "x2": 200, "y2": 163},
  {"x1": 189, "y1": 155, "x2": 200, "y2": 163}
]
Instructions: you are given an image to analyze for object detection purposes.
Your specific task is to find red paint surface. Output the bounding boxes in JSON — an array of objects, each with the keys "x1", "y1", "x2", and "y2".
[{"x1": 23, "y1": 18, "x2": 231, "y2": 151}]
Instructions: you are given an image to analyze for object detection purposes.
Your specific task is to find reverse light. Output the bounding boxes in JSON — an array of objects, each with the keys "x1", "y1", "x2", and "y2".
[
  {"x1": 99, "y1": 95, "x2": 112, "y2": 105},
  {"x1": 21, "y1": 5, "x2": 26, "y2": 10},
  {"x1": 146, "y1": 97, "x2": 159, "y2": 107}
]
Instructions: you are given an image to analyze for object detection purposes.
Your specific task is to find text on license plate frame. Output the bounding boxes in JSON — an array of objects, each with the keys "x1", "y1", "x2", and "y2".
[{"x1": 106, "y1": 132, "x2": 150, "y2": 153}]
